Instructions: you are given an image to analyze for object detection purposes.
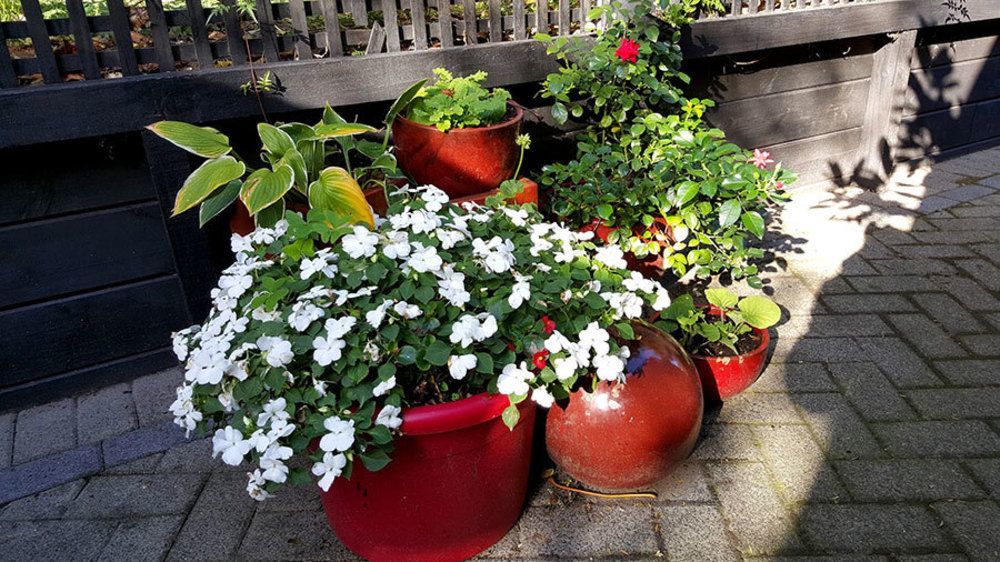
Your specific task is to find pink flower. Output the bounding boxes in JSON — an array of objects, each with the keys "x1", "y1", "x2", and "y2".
[
  {"x1": 750, "y1": 149, "x2": 774, "y2": 169},
  {"x1": 614, "y1": 38, "x2": 640, "y2": 63},
  {"x1": 775, "y1": 181, "x2": 785, "y2": 190}
]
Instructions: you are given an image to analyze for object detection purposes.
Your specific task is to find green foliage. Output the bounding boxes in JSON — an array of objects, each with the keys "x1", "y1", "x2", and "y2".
[
  {"x1": 659, "y1": 289, "x2": 780, "y2": 355},
  {"x1": 403, "y1": 68, "x2": 513, "y2": 132}
]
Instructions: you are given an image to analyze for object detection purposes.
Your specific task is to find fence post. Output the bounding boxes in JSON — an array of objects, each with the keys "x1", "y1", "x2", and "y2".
[{"x1": 857, "y1": 29, "x2": 918, "y2": 183}]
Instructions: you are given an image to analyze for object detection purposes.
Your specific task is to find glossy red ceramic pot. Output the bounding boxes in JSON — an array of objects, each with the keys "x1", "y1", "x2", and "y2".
[
  {"x1": 581, "y1": 219, "x2": 672, "y2": 279},
  {"x1": 392, "y1": 102, "x2": 524, "y2": 198},
  {"x1": 450, "y1": 178, "x2": 539, "y2": 207},
  {"x1": 321, "y1": 393, "x2": 536, "y2": 562},
  {"x1": 545, "y1": 323, "x2": 703, "y2": 491},
  {"x1": 690, "y1": 311, "x2": 770, "y2": 403}
]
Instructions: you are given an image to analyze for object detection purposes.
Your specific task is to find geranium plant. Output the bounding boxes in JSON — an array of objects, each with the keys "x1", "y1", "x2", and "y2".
[
  {"x1": 403, "y1": 68, "x2": 513, "y2": 131},
  {"x1": 169, "y1": 185, "x2": 673, "y2": 500},
  {"x1": 657, "y1": 288, "x2": 780, "y2": 355}
]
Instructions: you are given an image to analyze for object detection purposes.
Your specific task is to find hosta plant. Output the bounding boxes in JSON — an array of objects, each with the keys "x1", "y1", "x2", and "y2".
[
  {"x1": 403, "y1": 68, "x2": 512, "y2": 132},
  {"x1": 657, "y1": 288, "x2": 780, "y2": 356},
  {"x1": 169, "y1": 184, "x2": 674, "y2": 500}
]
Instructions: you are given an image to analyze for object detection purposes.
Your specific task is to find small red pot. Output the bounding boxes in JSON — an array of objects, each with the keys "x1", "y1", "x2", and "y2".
[
  {"x1": 545, "y1": 323, "x2": 703, "y2": 491},
  {"x1": 392, "y1": 102, "x2": 524, "y2": 199},
  {"x1": 581, "y1": 219, "x2": 672, "y2": 279},
  {"x1": 450, "y1": 177, "x2": 539, "y2": 207},
  {"x1": 689, "y1": 309, "x2": 770, "y2": 403},
  {"x1": 322, "y1": 393, "x2": 536, "y2": 562}
]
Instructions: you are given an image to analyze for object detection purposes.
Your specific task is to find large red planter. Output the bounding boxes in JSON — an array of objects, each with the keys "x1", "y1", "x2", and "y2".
[
  {"x1": 690, "y1": 324, "x2": 770, "y2": 403},
  {"x1": 581, "y1": 219, "x2": 672, "y2": 279},
  {"x1": 545, "y1": 323, "x2": 703, "y2": 491},
  {"x1": 321, "y1": 393, "x2": 536, "y2": 562},
  {"x1": 392, "y1": 102, "x2": 524, "y2": 199}
]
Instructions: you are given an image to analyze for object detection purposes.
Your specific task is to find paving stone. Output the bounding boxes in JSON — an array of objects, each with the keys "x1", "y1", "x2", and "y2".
[
  {"x1": 798, "y1": 504, "x2": 949, "y2": 553},
  {"x1": 872, "y1": 421, "x2": 1000, "y2": 457},
  {"x1": 64, "y1": 473, "x2": 206, "y2": 519},
  {"x1": 912, "y1": 230, "x2": 997, "y2": 244},
  {"x1": 896, "y1": 556, "x2": 973, "y2": 562},
  {"x1": 779, "y1": 314, "x2": 894, "y2": 338},
  {"x1": 869, "y1": 258, "x2": 957, "y2": 276},
  {"x1": 934, "y1": 359, "x2": 1000, "y2": 385},
  {"x1": 951, "y1": 204, "x2": 1000, "y2": 217},
  {"x1": 928, "y1": 217, "x2": 1000, "y2": 231},
  {"x1": 0, "y1": 480, "x2": 85, "y2": 520},
  {"x1": 0, "y1": 519, "x2": 117, "y2": 562},
  {"x1": 858, "y1": 337, "x2": 945, "y2": 387},
  {"x1": 98, "y1": 516, "x2": 184, "y2": 562},
  {"x1": 749, "y1": 362, "x2": 838, "y2": 393},
  {"x1": 12, "y1": 398, "x2": 76, "y2": 464},
  {"x1": 693, "y1": 424, "x2": 761, "y2": 461},
  {"x1": 912, "y1": 293, "x2": 988, "y2": 334},
  {"x1": 846, "y1": 275, "x2": 939, "y2": 293},
  {"x1": 979, "y1": 175, "x2": 1000, "y2": 189},
  {"x1": 132, "y1": 368, "x2": 183, "y2": 427},
  {"x1": 715, "y1": 393, "x2": 803, "y2": 425},
  {"x1": 836, "y1": 459, "x2": 985, "y2": 501},
  {"x1": 236, "y1": 509, "x2": 358, "y2": 561},
  {"x1": 655, "y1": 505, "x2": 740, "y2": 561},
  {"x1": 256, "y1": 479, "x2": 324, "y2": 512},
  {"x1": 156, "y1": 437, "x2": 222, "y2": 474},
  {"x1": 751, "y1": 424, "x2": 847, "y2": 503},
  {"x1": 100, "y1": 453, "x2": 163, "y2": 475},
  {"x1": 930, "y1": 275, "x2": 1000, "y2": 312},
  {"x1": 76, "y1": 383, "x2": 138, "y2": 445},
  {"x1": 649, "y1": 460, "x2": 713, "y2": 502},
  {"x1": 772, "y1": 337, "x2": 867, "y2": 363},
  {"x1": 0, "y1": 445, "x2": 102, "y2": 504},
  {"x1": 794, "y1": 393, "x2": 884, "y2": 459},
  {"x1": 908, "y1": 388, "x2": 1000, "y2": 419},
  {"x1": 933, "y1": 501, "x2": 1000, "y2": 562},
  {"x1": 707, "y1": 462, "x2": 803, "y2": 555},
  {"x1": 897, "y1": 244, "x2": 976, "y2": 258},
  {"x1": 759, "y1": 275, "x2": 825, "y2": 314},
  {"x1": 939, "y1": 184, "x2": 998, "y2": 203},
  {"x1": 517, "y1": 504, "x2": 660, "y2": 558},
  {"x1": 959, "y1": 334, "x2": 1000, "y2": 356},
  {"x1": 964, "y1": 459, "x2": 1000, "y2": 500},
  {"x1": 102, "y1": 420, "x2": 187, "y2": 467},
  {"x1": 956, "y1": 259, "x2": 1000, "y2": 291},
  {"x1": 822, "y1": 294, "x2": 916, "y2": 313},
  {"x1": 167, "y1": 472, "x2": 257, "y2": 561},
  {"x1": 888, "y1": 314, "x2": 967, "y2": 358},
  {"x1": 872, "y1": 228, "x2": 918, "y2": 245},
  {"x1": 827, "y1": 362, "x2": 917, "y2": 421},
  {"x1": 0, "y1": 413, "x2": 13, "y2": 470}
]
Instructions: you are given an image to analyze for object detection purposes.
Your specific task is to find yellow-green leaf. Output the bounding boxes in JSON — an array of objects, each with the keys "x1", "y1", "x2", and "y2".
[
  {"x1": 308, "y1": 166, "x2": 375, "y2": 228},
  {"x1": 314, "y1": 123, "x2": 378, "y2": 139},
  {"x1": 257, "y1": 123, "x2": 295, "y2": 156},
  {"x1": 198, "y1": 179, "x2": 242, "y2": 227},
  {"x1": 172, "y1": 156, "x2": 245, "y2": 216},
  {"x1": 240, "y1": 165, "x2": 295, "y2": 215},
  {"x1": 147, "y1": 121, "x2": 232, "y2": 158}
]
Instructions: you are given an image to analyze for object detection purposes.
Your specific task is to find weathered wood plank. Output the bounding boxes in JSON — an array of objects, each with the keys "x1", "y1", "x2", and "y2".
[
  {"x1": 145, "y1": 0, "x2": 177, "y2": 72},
  {"x1": 347, "y1": 0, "x2": 369, "y2": 27},
  {"x1": 765, "y1": 127, "x2": 864, "y2": 187},
  {"x1": 221, "y1": 0, "x2": 249, "y2": 65},
  {"x1": 66, "y1": 0, "x2": 101, "y2": 80},
  {"x1": 412, "y1": 0, "x2": 429, "y2": 48},
  {"x1": 19, "y1": 0, "x2": 61, "y2": 83},
  {"x1": 186, "y1": 0, "x2": 215, "y2": 66},
  {"x1": 366, "y1": 21, "x2": 387, "y2": 53},
  {"x1": 896, "y1": 95, "x2": 1000, "y2": 159},
  {"x1": 857, "y1": 30, "x2": 917, "y2": 179},
  {"x1": 383, "y1": 0, "x2": 402, "y2": 51},
  {"x1": 903, "y1": 54, "x2": 1000, "y2": 116},
  {"x1": 558, "y1": 0, "x2": 570, "y2": 35},
  {"x1": 107, "y1": 0, "x2": 140, "y2": 75},
  {"x1": 438, "y1": 0, "x2": 454, "y2": 47},
  {"x1": 288, "y1": 0, "x2": 314, "y2": 58},
  {"x1": 912, "y1": 34, "x2": 1000, "y2": 69},
  {"x1": 536, "y1": 0, "x2": 547, "y2": 34},
  {"x1": 0, "y1": 23, "x2": 16, "y2": 88},
  {"x1": 255, "y1": 0, "x2": 281, "y2": 62},
  {"x1": 321, "y1": 0, "x2": 345, "y2": 56},
  {"x1": 488, "y1": 0, "x2": 502, "y2": 42},
  {"x1": 463, "y1": 0, "x2": 478, "y2": 44}
]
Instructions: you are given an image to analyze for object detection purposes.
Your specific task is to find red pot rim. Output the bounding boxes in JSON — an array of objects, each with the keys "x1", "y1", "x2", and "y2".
[
  {"x1": 401, "y1": 391, "x2": 515, "y2": 436},
  {"x1": 689, "y1": 306, "x2": 771, "y2": 362},
  {"x1": 395, "y1": 101, "x2": 524, "y2": 134}
]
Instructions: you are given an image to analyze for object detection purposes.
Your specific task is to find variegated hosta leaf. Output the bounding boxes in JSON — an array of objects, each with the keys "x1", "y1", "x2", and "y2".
[
  {"x1": 147, "y1": 121, "x2": 232, "y2": 158},
  {"x1": 240, "y1": 165, "x2": 295, "y2": 215},
  {"x1": 173, "y1": 156, "x2": 246, "y2": 216},
  {"x1": 198, "y1": 179, "x2": 242, "y2": 227},
  {"x1": 257, "y1": 123, "x2": 296, "y2": 156},
  {"x1": 314, "y1": 123, "x2": 378, "y2": 139},
  {"x1": 308, "y1": 166, "x2": 375, "y2": 228},
  {"x1": 278, "y1": 149, "x2": 310, "y2": 194},
  {"x1": 255, "y1": 199, "x2": 286, "y2": 229}
]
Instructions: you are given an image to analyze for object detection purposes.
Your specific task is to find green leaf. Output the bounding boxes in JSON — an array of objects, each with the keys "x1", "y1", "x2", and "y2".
[
  {"x1": 738, "y1": 296, "x2": 781, "y2": 329},
  {"x1": 240, "y1": 165, "x2": 295, "y2": 215},
  {"x1": 385, "y1": 78, "x2": 429, "y2": 125},
  {"x1": 475, "y1": 352, "x2": 494, "y2": 374},
  {"x1": 705, "y1": 288, "x2": 738, "y2": 310},
  {"x1": 322, "y1": 103, "x2": 347, "y2": 125},
  {"x1": 398, "y1": 345, "x2": 417, "y2": 365},
  {"x1": 198, "y1": 179, "x2": 241, "y2": 227},
  {"x1": 741, "y1": 211, "x2": 765, "y2": 238},
  {"x1": 146, "y1": 121, "x2": 232, "y2": 158},
  {"x1": 360, "y1": 450, "x2": 392, "y2": 471},
  {"x1": 314, "y1": 122, "x2": 378, "y2": 139},
  {"x1": 257, "y1": 123, "x2": 295, "y2": 156},
  {"x1": 279, "y1": 148, "x2": 310, "y2": 192},
  {"x1": 308, "y1": 166, "x2": 375, "y2": 228},
  {"x1": 173, "y1": 156, "x2": 246, "y2": 216},
  {"x1": 719, "y1": 198, "x2": 741, "y2": 227},
  {"x1": 255, "y1": 199, "x2": 285, "y2": 228},
  {"x1": 501, "y1": 404, "x2": 520, "y2": 430},
  {"x1": 676, "y1": 181, "x2": 699, "y2": 205},
  {"x1": 424, "y1": 340, "x2": 451, "y2": 367},
  {"x1": 551, "y1": 102, "x2": 568, "y2": 124},
  {"x1": 596, "y1": 204, "x2": 613, "y2": 220},
  {"x1": 615, "y1": 322, "x2": 635, "y2": 340},
  {"x1": 378, "y1": 363, "x2": 396, "y2": 379}
]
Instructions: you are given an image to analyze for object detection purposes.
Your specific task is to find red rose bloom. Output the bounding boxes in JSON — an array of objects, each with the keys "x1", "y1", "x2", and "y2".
[
  {"x1": 615, "y1": 38, "x2": 640, "y2": 63},
  {"x1": 541, "y1": 315, "x2": 556, "y2": 334},
  {"x1": 533, "y1": 349, "x2": 550, "y2": 370}
]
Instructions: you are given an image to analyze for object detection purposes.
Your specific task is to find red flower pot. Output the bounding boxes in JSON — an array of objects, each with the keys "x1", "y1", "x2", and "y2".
[
  {"x1": 449, "y1": 177, "x2": 539, "y2": 207},
  {"x1": 392, "y1": 102, "x2": 524, "y2": 199},
  {"x1": 581, "y1": 219, "x2": 672, "y2": 279},
  {"x1": 689, "y1": 310, "x2": 770, "y2": 403},
  {"x1": 545, "y1": 323, "x2": 703, "y2": 491},
  {"x1": 321, "y1": 393, "x2": 536, "y2": 562}
]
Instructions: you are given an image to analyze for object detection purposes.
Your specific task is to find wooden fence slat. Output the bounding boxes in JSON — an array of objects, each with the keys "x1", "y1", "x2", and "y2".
[
  {"x1": 145, "y1": 0, "x2": 176, "y2": 72},
  {"x1": 65, "y1": 0, "x2": 101, "y2": 79},
  {"x1": 730, "y1": 0, "x2": 740, "y2": 16},
  {"x1": 321, "y1": 0, "x2": 344, "y2": 56},
  {"x1": 254, "y1": 0, "x2": 281, "y2": 62},
  {"x1": 748, "y1": 0, "x2": 758, "y2": 14},
  {"x1": 222, "y1": 0, "x2": 248, "y2": 65},
  {"x1": 411, "y1": 0, "x2": 428, "y2": 49},
  {"x1": 288, "y1": 0, "x2": 313, "y2": 59},
  {"x1": 19, "y1": 0, "x2": 61, "y2": 83},
  {"x1": 580, "y1": 0, "x2": 590, "y2": 28},
  {"x1": 558, "y1": 0, "x2": 570, "y2": 35},
  {"x1": 765, "y1": 0, "x2": 775, "y2": 10},
  {"x1": 347, "y1": 0, "x2": 369, "y2": 27},
  {"x1": 512, "y1": 0, "x2": 525, "y2": 39},
  {"x1": 366, "y1": 21, "x2": 387, "y2": 53},
  {"x1": 107, "y1": 0, "x2": 139, "y2": 75},
  {"x1": 535, "y1": 0, "x2": 546, "y2": 34},
  {"x1": 438, "y1": 0, "x2": 454, "y2": 47},
  {"x1": 462, "y1": 0, "x2": 478, "y2": 44},
  {"x1": 185, "y1": 0, "x2": 215, "y2": 66},
  {"x1": 488, "y1": 0, "x2": 501, "y2": 42},
  {"x1": 0, "y1": 22, "x2": 17, "y2": 88},
  {"x1": 781, "y1": 0, "x2": 790, "y2": 9},
  {"x1": 382, "y1": 0, "x2": 401, "y2": 51}
]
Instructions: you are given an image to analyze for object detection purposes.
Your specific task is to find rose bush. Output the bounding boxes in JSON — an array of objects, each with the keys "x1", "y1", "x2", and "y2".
[{"x1": 170, "y1": 185, "x2": 674, "y2": 500}]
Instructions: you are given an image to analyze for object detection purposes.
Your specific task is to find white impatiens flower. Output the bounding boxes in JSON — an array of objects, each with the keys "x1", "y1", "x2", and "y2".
[
  {"x1": 172, "y1": 329, "x2": 193, "y2": 361},
  {"x1": 508, "y1": 275, "x2": 532, "y2": 309},
  {"x1": 312, "y1": 452, "x2": 347, "y2": 491},
  {"x1": 288, "y1": 301, "x2": 324, "y2": 332},
  {"x1": 320, "y1": 417, "x2": 355, "y2": 452},
  {"x1": 218, "y1": 274, "x2": 253, "y2": 299},
  {"x1": 259, "y1": 443, "x2": 293, "y2": 483},
  {"x1": 212, "y1": 426, "x2": 252, "y2": 466},
  {"x1": 502, "y1": 207, "x2": 529, "y2": 227},
  {"x1": 257, "y1": 397, "x2": 289, "y2": 427},
  {"x1": 593, "y1": 353, "x2": 626, "y2": 382},
  {"x1": 252, "y1": 307, "x2": 280, "y2": 322},
  {"x1": 447, "y1": 354, "x2": 478, "y2": 380},
  {"x1": 341, "y1": 225, "x2": 379, "y2": 259},
  {"x1": 408, "y1": 209, "x2": 443, "y2": 234},
  {"x1": 170, "y1": 385, "x2": 203, "y2": 434},
  {"x1": 372, "y1": 376, "x2": 397, "y2": 397},
  {"x1": 382, "y1": 230, "x2": 412, "y2": 260},
  {"x1": 375, "y1": 405, "x2": 403, "y2": 429},
  {"x1": 405, "y1": 243, "x2": 443, "y2": 273},
  {"x1": 231, "y1": 232, "x2": 254, "y2": 254},
  {"x1": 532, "y1": 387, "x2": 555, "y2": 408},
  {"x1": 472, "y1": 237, "x2": 516, "y2": 274},
  {"x1": 579, "y1": 322, "x2": 611, "y2": 356},
  {"x1": 552, "y1": 355, "x2": 580, "y2": 381},
  {"x1": 246, "y1": 470, "x2": 271, "y2": 501},
  {"x1": 623, "y1": 272, "x2": 658, "y2": 294},
  {"x1": 366, "y1": 300, "x2": 393, "y2": 329},
  {"x1": 436, "y1": 228, "x2": 465, "y2": 249},
  {"x1": 393, "y1": 301, "x2": 422, "y2": 319},
  {"x1": 420, "y1": 186, "x2": 449, "y2": 211},
  {"x1": 497, "y1": 362, "x2": 533, "y2": 396},
  {"x1": 299, "y1": 249, "x2": 338, "y2": 280},
  {"x1": 437, "y1": 268, "x2": 471, "y2": 307},
  {"x1": 325, "y1": 316, "x2": 357, "y2": 339},
  {"x1": 652, "y1": 288, "x2": 671, "y2": 311},
  {"x1": 257, "y1": 337, "x2": 294, "y2": 368},
  {"x1": 602, "y1": 291, "x2": 645, "y2": 320},
  {"x1": 313, "y1": 333, "x2": 346, "y2": 366},
  {"x1": 594, "y1": 245, "x2": 629, "y2": 269},
  {"x1": 450, "y1": 313, "x2": 498, "y2": 347}
]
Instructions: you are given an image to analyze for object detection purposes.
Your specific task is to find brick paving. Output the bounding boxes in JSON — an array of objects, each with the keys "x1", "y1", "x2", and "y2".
[{"x1": 3, "y1": 147, "x2": 1000, "y2": 560}]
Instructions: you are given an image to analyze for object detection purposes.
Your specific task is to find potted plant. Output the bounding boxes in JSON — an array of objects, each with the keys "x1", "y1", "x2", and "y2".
[
  {"x1": 657, "y1": 288, "x2": 780, "y2": 402},
  {"x1": 168, "y1": 184, "x2": 678, "y2": 561},
  {"x1": 392, "y1": 68, "x2": 528, "y2": 199}
]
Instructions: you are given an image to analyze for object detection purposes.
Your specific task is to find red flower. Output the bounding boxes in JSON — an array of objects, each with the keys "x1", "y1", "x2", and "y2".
[
  {"x1": 541, "y1": 315, "x2": 556, "y2": 334},
  {"x1": 507, "y1": 342, "x2": 516, "y2": 352},
  {"x1": 614, "y1": 38, "x2": 640, "y2": 63},
  {"x1": 775, "y1": 181, "x2": 785, "y2": 191},
  {"x1": 533, "y1": 349, "x2": 550, "y2": 370},
  {"x1": 749, "y1": 148, "x2": 774, "y2": 169}
]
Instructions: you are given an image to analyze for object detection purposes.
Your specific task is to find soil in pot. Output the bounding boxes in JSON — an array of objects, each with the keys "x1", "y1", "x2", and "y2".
[
  {"x1": 689, "y1": 322, "x2": 770, "y2": 404},
  {"x1": 392, "y1": 101, "x2": 524, "y2": 199},
  {"x1": 545, "y1": 322, "x2": 703, "y2": 492}
]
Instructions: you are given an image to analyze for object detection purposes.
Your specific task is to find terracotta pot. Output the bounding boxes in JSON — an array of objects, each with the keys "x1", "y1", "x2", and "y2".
[
  {"x1": 363, "y1": 186, "x2": 389, "y2": 216},
  {"x1": 581, "y1": 218, "x2": 672, "y2": 279},
  {"x1": 392, "y1": 102, "x2": 524, "y2": 199},
  {"x1": 449, "y1": 177, "x2": 539, "y2": 207},
  {"x1": 689, "y1": 308, "x2": 770, "y2": 403},
  {"x1": 545, "y1": 323, "x2": 703, "y2": 491},
  {"x1": 321, "y1": 393, "x2": 536, "y2": 562}
]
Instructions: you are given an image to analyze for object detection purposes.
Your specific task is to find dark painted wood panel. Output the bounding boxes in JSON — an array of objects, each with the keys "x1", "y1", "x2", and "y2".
[
  {"x1": 0, "y1": 203, "x2": 175, "y2": 309},
  {"x1": 896, "y1": 96, "x2": 1000, "y2": 159},
  {"x1": 0, "y1": 277, "x2": 189, "y2": 388},
  {"x1": 765, "y1": 127, "x2": 862, "y2": 187},
  {"x1": 902, "y1": 55, "x2": 1000, "y2": 116},
  {"x1": 912, "y1": 29, "x2": 1000, "y2": 69},
  {"x1": 706, "y1": 79, "x2": 869, "y2": 148}
]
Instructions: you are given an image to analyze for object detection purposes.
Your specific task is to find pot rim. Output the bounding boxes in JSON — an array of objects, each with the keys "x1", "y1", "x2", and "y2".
[
  {"x1": 394, "y1": 101, "x2": 524, "y2": 134},
  {"x1": 401, "y1": 391, "x2": 518, "y2": 436},
  {"x1": 689, "y1": 306, "x2": 771, "y2": 362}
]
